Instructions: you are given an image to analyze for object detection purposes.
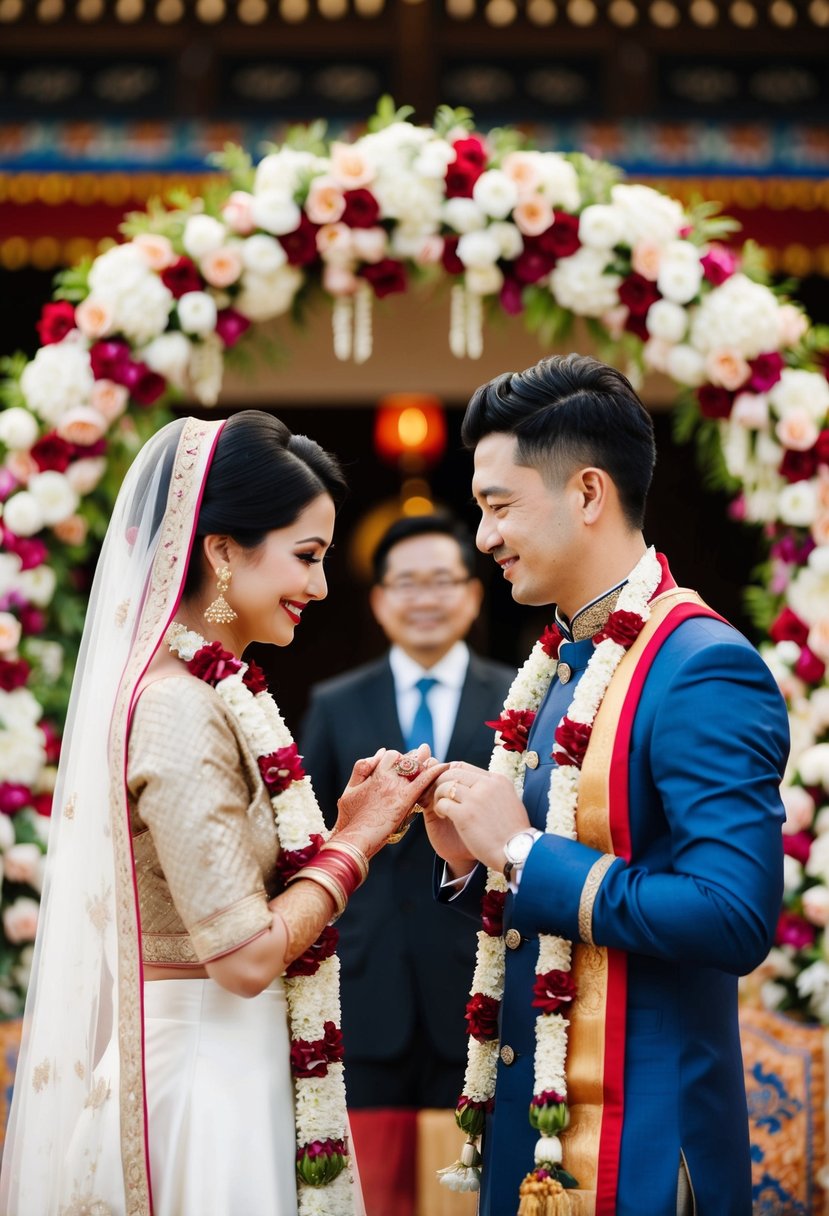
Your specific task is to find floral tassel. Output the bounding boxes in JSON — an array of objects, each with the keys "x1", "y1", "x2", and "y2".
[
  {"x1": 353, "y1": 283, "x2": 373, "y2": 364},
  {"x1": 465, "y1": 288, "x2": 483, "y2": 359},
  {"x1": 449, "y1": 283, "x2": 467, "y2": 358},
  {"x1": 332, "y1": 296, "x2": 353, "y2": 361},
  {"x1": 437, "y1": 1137, "x2": 482, "y2": 1192},
  {"x1": 518, "y1": 1171, "x2": 572, "y2": 1216}
]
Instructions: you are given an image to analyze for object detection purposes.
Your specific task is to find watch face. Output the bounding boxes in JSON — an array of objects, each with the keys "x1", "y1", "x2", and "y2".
[{"x1": 506, "y1": 831, "x2": 534, "y2": 864}]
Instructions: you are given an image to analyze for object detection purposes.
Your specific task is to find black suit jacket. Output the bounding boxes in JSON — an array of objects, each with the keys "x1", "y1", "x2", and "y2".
[{"x1": 299, "y1": 651, "x2": 514, "y2": 1065}]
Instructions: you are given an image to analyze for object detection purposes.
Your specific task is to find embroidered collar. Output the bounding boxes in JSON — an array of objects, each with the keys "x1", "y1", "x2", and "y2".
[{"x1": 555, "y1": 581, "x2": 625, "y2": 642}]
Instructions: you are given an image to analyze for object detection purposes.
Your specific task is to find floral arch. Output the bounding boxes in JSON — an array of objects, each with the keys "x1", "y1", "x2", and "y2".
[{"x1": 0, "y1": 101, "x2": 828, "y2": 1022}]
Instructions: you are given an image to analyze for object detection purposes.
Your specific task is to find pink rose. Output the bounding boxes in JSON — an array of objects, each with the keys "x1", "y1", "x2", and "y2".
[
  {"x1": 776, "y1": 409, "x2": 820, "y2": 452},
  {"x1": 91, "y1": 379, "x2": 129, "y2": 423},
  {"x1": 513, "y1": 198, "x2": 554, "y2": 238},
  {"x1": 631, "y1": 240, "x2": 664, "y2": 281},
  {"x1": 329, "y1": 142, "x2": 375, "y2": 190},
  {"x1": 74, "y1": 296, "x2": 114, "y2": 340},
  {"x1": 56, "y1": 407, "x2": 107, "y2": 447},
  {"x1": 705, "y1": 348, "x2": 751, "y2": 392},
  {"x1": 3, "y1": 897, "x2": 39, "y2": 944},
  {"x1": 305, "y1": 177, "x2": 346, "y2": 226},
  {"x1": 807, "y1": 619, "x2": 829, "y2": 664},
  {"x1": 781, "y1": 785, "x2": 815, "y2": 834},
  {"x1": 222, "y1": 191, "x2": 256, "y2": 236},
  {"x1": 323, "y1": 265, "x2": 358, "y2": 297},
  {"x1": 414, "y1": 235, "x2": 443, "y2": 265},
  {"x1": 802, "y1": 885, "x2": 829, "y2": 927},
  {"x1": 811, "y1": 514, "x2": 829, "y2": 548},
  {"x1": 52, "y1": 514, "x2": 88, "y2": 546},
  {"x1": 4, "y1": 843, "x2": 42, "y2": 886},
  {"x1": 200, "y1": 245, "x2": 243, "y2": 289},
  {"x1": 133, "y1": 233, "x2": 176, "y2": 271}
]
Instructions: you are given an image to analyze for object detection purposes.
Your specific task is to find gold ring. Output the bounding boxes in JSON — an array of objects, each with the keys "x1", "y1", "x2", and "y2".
[
  {"x1": 393, "y1": 754, "x2": 420, "y2": 781},
  {"x1": 386, "y1": 803, "x2": 424, "y2": 845},
  {"x1": 448, "y1": 783, "x2": 458, "y2": 802}
]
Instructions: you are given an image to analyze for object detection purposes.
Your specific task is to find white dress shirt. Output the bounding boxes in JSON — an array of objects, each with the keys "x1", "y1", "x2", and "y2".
[{"x1": 388, "y1": 641, "x2": 470, "y2": 763}]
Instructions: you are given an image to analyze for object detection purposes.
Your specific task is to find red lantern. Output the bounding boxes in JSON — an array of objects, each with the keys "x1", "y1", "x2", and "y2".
[{"x1": 373, "y1": 394, "x2": 447, "y2": 467}]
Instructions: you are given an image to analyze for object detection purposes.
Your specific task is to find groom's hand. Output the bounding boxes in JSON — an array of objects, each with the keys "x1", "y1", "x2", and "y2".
[{"x1": 432, "y1": 762, "x2": 532, "y2": 872}]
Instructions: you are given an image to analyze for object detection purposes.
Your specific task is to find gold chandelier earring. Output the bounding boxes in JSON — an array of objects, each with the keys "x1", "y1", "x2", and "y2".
[{"x1": 204, "y1": 565, "x2": 237, "y2": 624}]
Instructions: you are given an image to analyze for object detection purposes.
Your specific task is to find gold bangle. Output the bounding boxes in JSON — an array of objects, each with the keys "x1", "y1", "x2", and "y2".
[
  {"x1": 321, "y1": 839, "x2": 369, "y2": 883},
  {"x1": 287, "y1": 866, "x2": 347, "y2": 918}
]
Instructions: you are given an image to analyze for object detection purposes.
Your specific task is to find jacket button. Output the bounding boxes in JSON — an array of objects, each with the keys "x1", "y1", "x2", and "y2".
[
  {"x1": 504, "y1": 928, "x2": 522, "y2": 950},
  {"x1": 557, "y1": 662, "x2": 572, "y2": 684},
  {"x1": 500, "y1": 1044, "x2": 516, "y2": 1066},
  {"x1": 525, "y1": 750, "x2": 539, "y2": 769}
]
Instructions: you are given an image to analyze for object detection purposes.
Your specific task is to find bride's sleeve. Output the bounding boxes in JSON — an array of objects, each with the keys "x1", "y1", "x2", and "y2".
[{"x1": 128, "y1": 677, "x2": 273, "y2": 962}]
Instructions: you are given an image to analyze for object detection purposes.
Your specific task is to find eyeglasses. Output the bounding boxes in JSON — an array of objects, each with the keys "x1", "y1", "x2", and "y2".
[{"x1": 381, "y1": 577, "x2": 471, "y2": 601}]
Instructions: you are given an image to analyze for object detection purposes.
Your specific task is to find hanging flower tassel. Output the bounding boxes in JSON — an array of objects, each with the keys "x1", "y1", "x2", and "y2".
[
  {"x1": 437, "y1": 1136, "x2": 482, "y2": 1192},
  {"x1": 332, "y1": 296, "x2": 353, "y2": 361},
  {"x1": 449, "y1": 283, "x2": 467, "y2": 358},
  {"x1": 353, "y1": 283, "x2": 373, "y2": 364},
  {"x1": 518, "y1": 1170, "x2": 573, "y2": 1216},
  {"x1": 448, "y1": 282, "x2": 484, "y2": 359},
  {"x1": 465, "y1": 288, "x2": 483, "y2": 360}
]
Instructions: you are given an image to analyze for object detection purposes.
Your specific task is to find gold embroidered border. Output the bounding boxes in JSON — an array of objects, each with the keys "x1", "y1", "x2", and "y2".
[
  {"x1": 189, "y1": 890, "x2": 272, "y2": 962},
  {"x1": 577, "y1": 854, "x2": 617, "y2": 947}
]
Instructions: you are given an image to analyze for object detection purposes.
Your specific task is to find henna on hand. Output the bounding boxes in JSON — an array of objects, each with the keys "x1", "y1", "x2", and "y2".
[{"x1": 271, "y1": 881, "x2": 335, "y2": 967}]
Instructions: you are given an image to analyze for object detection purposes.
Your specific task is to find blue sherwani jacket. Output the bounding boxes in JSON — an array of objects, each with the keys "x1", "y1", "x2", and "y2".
[{"x1": 444, "y1": 609, "x2": 788, "y2": 1215}]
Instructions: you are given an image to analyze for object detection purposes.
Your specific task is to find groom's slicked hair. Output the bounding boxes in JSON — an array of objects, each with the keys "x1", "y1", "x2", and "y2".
[{"x1": 461, "y1": 353, "x2": 656, "y2": 529}]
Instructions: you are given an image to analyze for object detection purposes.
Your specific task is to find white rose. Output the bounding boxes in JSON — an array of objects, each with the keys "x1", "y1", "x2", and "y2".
[
  {"x1": 645, "y1": 299, "x2": 687, "y2": 344},
  {"x1": 550, "y1": 248, "x2": 622, "y2": 317},
  {"x1": 809, "y1": 546, "x2": 829, "y2": 576},
  {"x1": 0, "y1": 725, "x2": 45, "y2": 784},
  {"x1": 188, "y1": 335, "x2": 224, "y2": 408},
  {"x1": 4, "y1": 843, "x2": 42, "y2": 887},
  {"x1": 2, "y1": 491, "x2": 44, "y2": 538},
  {"x1": 689, "y1": 274, "x2": 781, "y2": 359},
  {"x1": 578, "y1": 204, "x2": 626, "y2": 250},
  {"x1": 20, "y1": 343, "x2": 94, "y2": 427},
  {"x1": 235, "y1": 267, "x2": 303, "y2": 323},
  {"x1": 142, "y1": 331, "x2": 193, "y2": 389},
  {"x1": 809, "y1": 687, "x2": 829, "y2": 734},
  {"x1": 250, "y1": 190, "x2": 301, "y2": 237},
  {"x1": 88, "y1": 243, "x2": 148, "y2": 297},
  {"x1": 760, "y1": 980, "x2": 788, "y2": 1012},
  {"x1": 65, "y1": 457, "x2": 106, "y2": 497},
  {"x1": 472, "y1": 170, "x2": 519, "y2": 220},
  {"x1": 731, "y1": 392, "x2": 770, "y2": 430},
  {"x1": 769, "y1": 369, "x2": 829, "y2": 424},
  {"x1": 2, "y1": 896, "x2": 39, "y2": 944},
  {"x1": 799, "y1": 744, "x2": 829, "y2": 790},
  {"x1": 182, "y1": 214, "x2": 227, "y2": 259},
  {"x1": 816, "y1": 806, "x2": 829, "y2": 836},
  {"x1": 0, "y1": 611, "x2": 21, "y2": 653},
  {"x1": 665, "y1": 343, "x2": 706, "y2": 387},
  {"x1": 657, "y1": 242, "x2": 703, "y2": 305},
  {"x1": 177, "y1": 291, "x2": 218, "y2": 337},
  {"x1": 487, "y1": 221, "x2": 523, "y2": 261},
  {"x1": 775, "y1": 639, "x2": 801, "y2": 666},
  {"x1": 457, "y1": 230, "x2": 501, "y2": 270},
  {"x1": 16, "y1": 565, "x2": 56, "y2": 609},
  {"x1": 610, "y1": 183, "x2": 685, "y2": 246},
  {"x1": 803, "y1": 885, "x2": 829, "y2": 927},
  {"x1": 374, "y1": 178, "x2": 442, "y2": 229},
  {"x1": 26, "y1": 638, "x2": 63, "y2": 682},
  {"x1": 0, "y1": 408, "x2": 39, "y2": 452},
  {"x1": 465, "y1": 265, "x2": 504, "y2": 296},
  {"x1": 783, "y1": 853, "x2": 803, "y2": 893},
  {"x1": 0, "y1": 687, "x2": 41, "y2": 728},
  {"x1": 782, "y1": 784, "x2": 815, "y2": 834},
  {"x1": 254, "y1": 148, "x2": 323, "y2": 197},
  {"x1": 28, "y1": 471, "x2": 79, "y2": 527},
  {"x1": 413, "y1": 139, "x2": 455, "y2": 179},
  {"x1": 535, "y1": 154, "x2": 580, "y2": 211},
  {"x1": 443, "y1": 197, "x2": 487, "y2": 235},
  {"x1": 778, "y1": 480, "x2": 818, "y2": 528},
  {"x1": 111, "y1": 274, "x2": 173, "y2": 347},
  {"x1": 721, "y1": 422, "x2": 750, "y2": 480},
  {"x1": 241, "y1": 234, "x2": 287, "y2": 275}
]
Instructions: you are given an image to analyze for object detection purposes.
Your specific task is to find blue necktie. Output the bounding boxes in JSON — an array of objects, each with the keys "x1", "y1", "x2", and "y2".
[{"x1": 406, "y1": 676, "x2": 437, "y2": 755}]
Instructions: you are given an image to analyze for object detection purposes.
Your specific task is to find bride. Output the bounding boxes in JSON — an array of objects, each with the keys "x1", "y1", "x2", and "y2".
[{"x1": 0, "y1": 411, "x2": 444, "y2": 1215}]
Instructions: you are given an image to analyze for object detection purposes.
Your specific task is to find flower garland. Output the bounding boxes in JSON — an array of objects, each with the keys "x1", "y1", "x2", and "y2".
[
  {"x1": 166, "y1": 624, "x2": 355, "y2": 1216},
  {"x1": 440, "y1": 547, "x2": 663, "y2": 1204}
]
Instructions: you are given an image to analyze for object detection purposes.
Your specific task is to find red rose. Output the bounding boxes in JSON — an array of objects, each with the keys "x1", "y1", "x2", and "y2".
[
  {"x1": 816, "y1": 429, "x2": 829, "y2": 465},
  {"x1": 795, "y1": 646, "x2": 826, "y2": 685},
  {"x1": 0, "y1": 658, "x2": 30, "y2": 692},
  {"x1": 444, "y1": 161, "x2": 482, "y2": 199},
  {"x1": 538, "y1": 212, "x2": 580, "y2": 260},
  {"x1": 242, "y1": 660, "x2": 268, "y2": 694},
  {"x1": 215, "y1": 308, "x2": 251, "y2": 349},
  {"x1": 290, "y1": 1037, "x2": 329, "y2": 1078},
  {"x1": 624, "y1": 311, "x2": 650, "y2": 343},
  {"x1": 618, "y1": 272, "x2": 661, "y2": 318},
  {"x1": 700, "y1": 245, "x2": 737, "y2": 286},
  {"x1": 696, "y1": 385, "x2": 734, "y2": 420},
  {"x1": 359, "y1": 258, "x2": 407, "y2": 299},
  {"x1": 465, "y1": 992, "x2": 500, "y2": 1041},
  {"x1": 531, "y1": 1088, "x2": 566, "y2": 1108},
  {"x1": 89, "y1": 339, "x2": 132, "y2": 384},
  {"x1": 275, "y1": 833, "x2": 324, "y2": 885},
  {"x1": 32, "y1": 792, "x2": 52, "y2": 817},
  {"x1": 0, "y1": 783, "x2": 31, "y2": 814},
  {"x1": 441, "y1": 235, "x2": 465, "y2": 276},
  {"x1": 323, "y1": 1019, "x2": 345, "y2": 1063},
  {"x1": 485, "y1": 708, "x2": 536, "y2": 753},
  {"x1": 539, "y1": 622, "x2": 564, "y2": 658},
  {"x1": 783, "y1": 831, "x2": 812, "y2": 864},
  {"x1": 747, "y1": 351, "x2": 784, "y2": 393},
  {"x1": 775, "y1": 910, "x2": 816, "y2": 951},
  {"x1": 532, "y1": 968, "x2": 577, "y2": 1015},
  {"x1": 769, "y1": 607, "x2": 809, "y2": 646},
  {"x1": 121, "y1": 361, "x2": 166, "y2": 407},
  {"x1": 19, "y1": 605, "x2": 45, "y2": 635},
  {"x1": 40, "y1": 718, "x2": 61, "y2": 763},
  {"x1": 512, "y1": 247, "x2": 556, "y2": 285},
  {"x1": 499, "y1": 277, "x2": 524, "y2": 316},
  {"x1": 31, "y1": 433, "x2": 73, "y2": 473},
  {"x1": 285, "y1": 923, "x2": 339, "y2": 977},
  {"x1": 258, "y1": 744, "x2": 306, "y2": 793},
  {"x1": 2, "y1": 534, "x2": 47, "y2": 570},
  {"x1": 341, "y1": 188, "x2": 380, "y2": 229},
  {"x1": 160, "y1": 256, "x2": 203, "y2": 298},
  {"x1": 594, "y1": 609, "x2": 645, "y2": 649},
  {"x1": 779, "y1": 448, "x2": 818, "y2": 484},
  {"x1": 452, "y1": 136, "x2": 487, "y2": 171},
  {"x1": 553, "y1": 715, "x2": 591, "y2": 767},
  {"x1": 186, "y1": 640, "x2": 242, "y2": 686},
  {"x1": 279, "y1": 213, "x2": 320, "y2": 266},
  {"x1": 481, "y1": 889, "x2": 507, "y2": 937},
  {"x1": 36, "y1": 300, "x2": 75, "y2": 346}
]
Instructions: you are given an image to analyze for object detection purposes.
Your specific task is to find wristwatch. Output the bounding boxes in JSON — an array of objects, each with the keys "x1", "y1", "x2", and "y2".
[{"x1": 503, "y1": 828, "x2": 543, "y2": 883}]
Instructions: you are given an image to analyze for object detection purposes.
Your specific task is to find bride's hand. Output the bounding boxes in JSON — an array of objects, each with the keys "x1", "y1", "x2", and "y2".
[{"x1": 333, "y1": 746, "x2": 449, "y2": 859}]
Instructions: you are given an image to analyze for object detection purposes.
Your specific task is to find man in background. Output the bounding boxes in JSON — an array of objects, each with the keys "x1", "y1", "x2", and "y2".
[{"x1": 301, "y1": 513, "x2": 514, "y2": 1216}]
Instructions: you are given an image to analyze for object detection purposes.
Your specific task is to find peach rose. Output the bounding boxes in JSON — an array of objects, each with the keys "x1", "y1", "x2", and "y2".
[
  {"x1": 200, "y1": 246, "x2": 243, "y2": 289},
  {"x1": 5, "y1": 451, "x2": 38, "y2": 486},
  {"x1": 817, "y1": 468, "x2": 829, "y2": 509},
  {"x1": 811, "y1": 513, "x2": 829, "y2": 549},
  {"x1": 775, "y1": 408, "x2": 820, "y2": 452},
  {"x1": 305, "y1": 177, "x2": 346, "y2": 226},
  {"x1": 329, "y1": 142, "x2": 375, "y2": 190},
  {"x1": 91, "y1": 379, "x2": 129, "y2": 424},
  {"x1": 316, "y1": 223, "x2": 354, "y2": 265},
  {"x1": 132, "y1": 233, "x2": 176, "y2": 272},
  {"x1": 513, "y1": 197, "x2": 554, "y2": 238},
  {"x1": 56, "y1": 406, "x2": 107, "y2": 447},
  {"x1": 0, "y1": 611, "x2": 22, "y2": 654},
  {"x1": 501, "y1": 152, "x2": 540, "y2": 199},
  {"x1": 351, "y1": 227, "x2": 388, "y2": 264},
  {"x1": 323, "y1": 265, "x2": 358, "y2": 296},
  {"x1": 222, "y1": 191, "x2": 256, "y2": 236},
  {"x1": 705, "y1": 348, "x2": 751, "y2": 392},
  {"x1": 52, "y1": 514, "x2": 88, "y2": 546},
  {"x1": 731, "y1": 392, "x2": 769, "y2": 430},
  {"x1": 74, "y1": 296, "x2": 114, "y2": 340},
  {"x1": 803, "y1": 884, "x2": 829, "y2": 927},
  {"x1": 631, "y1": 240, "x2": 664, "y2": 281},
  {"x1": 777, "y1": 302, "x2": 809, "y2": 347},
  {"x1": 414, "y1": 235, "x2": 444, "y2": 265},
  {"x1": 65, "y1": 456, "x2": 106, "y2": 496},
  {"x1": 782, "y1": 784, "x2": 816, "y2": 834},
  {"x1": 4, "y1": 843, "x2": 42, "y2": 886},
  {"x1": 3, "y1": 897, "x2": 39, "y2": 944}
]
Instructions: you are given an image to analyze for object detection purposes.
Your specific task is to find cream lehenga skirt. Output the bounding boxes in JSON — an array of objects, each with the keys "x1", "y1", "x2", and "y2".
[{"x1": 143, "y1": 977, "x2": 298, "y2": 1216}]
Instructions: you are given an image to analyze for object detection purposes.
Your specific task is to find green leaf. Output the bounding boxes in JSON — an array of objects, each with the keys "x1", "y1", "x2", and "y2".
[
  {"x1": 53, "y1": 260, "x2": 93, "y2": 303},
  {"x1": 366, "y1": 95, "x2": 415, "y2": 133},
  {"x1": 433, "y1": 104, "x2": 475, "y2": 139},
  {"x1": 743, "y1": 584, "x2": 778, "y2": 633},
  {"x1": 206, "y1": 142, "x2": 255, "y2": 190},
  {"x1": 671, "y1": 394, "x2": 700, "y2": 445},
  {"x1": 694, "y1": 419, "x2": 739, "y2": 494},
  {"x1": 738, "y1": 240, "x2": 771, "y2": 285}
]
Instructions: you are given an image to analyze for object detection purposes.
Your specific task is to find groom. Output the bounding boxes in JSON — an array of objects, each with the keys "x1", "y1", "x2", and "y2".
[{"x1": 425, "y1": 353, "x2": 788, "y2": 1215}]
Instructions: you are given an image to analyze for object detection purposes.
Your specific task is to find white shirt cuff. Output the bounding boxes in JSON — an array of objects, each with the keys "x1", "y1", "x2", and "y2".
[{"x1": 439, "y1": 862, "x2": 477, "y2": 900}]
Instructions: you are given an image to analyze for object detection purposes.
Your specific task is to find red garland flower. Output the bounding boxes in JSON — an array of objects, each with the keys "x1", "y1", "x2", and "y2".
[
  {"x1": 297, "y1": 1136, "x2": 347, "y2": 1163},
  {"x1": 31, "y1": 433, "x2": 73, "y2": 474},
  {"x1": 242, "y1": 659, "x2": 269, "y2": 694},
  {"x1": 531, "y1": 1089, "x2": 567, "y2": 1108},
  {"x1": 532, "y1": 969, "x2": 577, "y2": 1015},
  {"x1": 275, "y1": 833, "x2": 324, "y2": 885},
  {"x1": 553, "y1": 715, "x2": 591, "y2": 767},
  {"x1": 285, "y1": 923, "x2": 339, "y2": 977},
  {"x1": 323, "y1": 1019, "x2": 345, "y2": 1063},
  {"x1": 539, "y1": 622, "x2": 564, "y2": 658},
  {"x1": 290, "y1": 1037, "x2": 330, "y2": 1078},
  {"x1": 481, "y1": 888, "x2": 507, "y2": 937},
  {"x1": 465, "y1": 992, "x2": 500, "y2": 1041},
  {"x1": 187, "y1": 640, "x2": 243, "y2": 686},
  {"x1": 36, "y1": 300, "x2": 76, "y2": 346},
  {"x1": 258, "y1": 744, "x2": 306, "y2": 794},
  {"x1": 486, "y1": 708, "x2": 536, "y2": 753},
  {"x1": 594, "y1": 609, "x2": 645, "y2": 649}
]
